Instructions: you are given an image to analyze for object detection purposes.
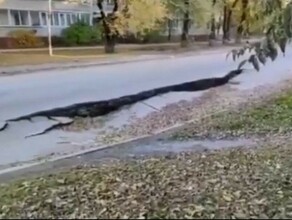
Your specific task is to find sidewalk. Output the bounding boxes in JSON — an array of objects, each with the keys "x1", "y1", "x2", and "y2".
[
  {"x1": 0, "y1": 39, "x2": 261, "y2": 76},
  {"x1": 0, "y1": 47, "x2": 233, "y2": 76},
  {"x1": 0, "y1": 53, "x2": 172, "y2": 75},
  {"x1": 0, "y1": 43, "x2": 182, "y2": 70}
]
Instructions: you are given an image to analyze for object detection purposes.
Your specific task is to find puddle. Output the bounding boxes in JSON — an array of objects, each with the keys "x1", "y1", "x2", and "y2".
[{"x1": 82, "y1": 138, "x2": 257, "y2": 162}]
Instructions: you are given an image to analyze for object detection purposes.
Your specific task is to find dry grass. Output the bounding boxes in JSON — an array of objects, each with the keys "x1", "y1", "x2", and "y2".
[
  {"x1": 0, "y1": 43, "x2": 182, "y2": 67},
  {"x1": 0, "y1": 50, "x2": 120, "y2": 67}
]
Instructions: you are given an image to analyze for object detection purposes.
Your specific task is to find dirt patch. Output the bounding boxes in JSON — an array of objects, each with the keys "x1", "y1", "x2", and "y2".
[{"x1": 0, "y1": 44, "x2": 179, "y2": 67}]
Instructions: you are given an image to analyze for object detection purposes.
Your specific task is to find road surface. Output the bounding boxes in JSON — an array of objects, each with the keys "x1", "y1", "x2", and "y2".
[
  {"x1": 0, "y1": 49, "x2": 247, "y2": 121},
  {"x1": 0, "y1": 46, "x2": 292, "y2": 173}
]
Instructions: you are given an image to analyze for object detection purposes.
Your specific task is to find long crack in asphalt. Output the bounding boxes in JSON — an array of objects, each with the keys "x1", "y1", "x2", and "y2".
[{"x1": 2, "y1": 69, "x2": 245, "y2": 137}]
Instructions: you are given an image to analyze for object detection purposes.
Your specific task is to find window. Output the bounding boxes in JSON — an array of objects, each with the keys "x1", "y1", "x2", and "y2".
[
  {"x1": 19, "y1": 11, "x2": 29, "y2": 25},
  {"x1": 30, "y1": 11, "x2": 40, "y2": 26},
  {"x1": 53, "y1": 12, "x2": 59, "y2": 26},
  {"x1": 13, "y1": 12, "x2": 21, "y2": 25},
  {"x1": 41, "y1": 12, "x2": 47, "y2": 26},
  {"x1": 80, "y1": 13, "x2": 90, "y2": 24},
  {"x1": 10, "y1": 10, "x2": 29, "y2": 26},
  {"x1": 0, "y1": 9, "x2": 9, "y2": 26},
  {"x1": 71, "y1": 14, "x2": 77, "y2": 23},
  {"x1": 106, "y1": 0, "x2": 114, "y2": 5},
  {"x1": 59, "y1": 13, "x2": 66, "y2": 26},
  {"x1": 66, "y1": 13, "x2": 72, "y2": 26},
  {"x1": 50, "y1": 13, "x2": 53, "y2": 25}
]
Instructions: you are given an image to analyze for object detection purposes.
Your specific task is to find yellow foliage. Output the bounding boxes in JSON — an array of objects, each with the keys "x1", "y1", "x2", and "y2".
[
  {"x1": 110, "y1": 0, "x2": 168, "y2": 36},
  {"x1": 218, "y1": 0, "x2": 291, "y2": 34},
  {"x1": 8, "y1": 30, "x2": 44, "y2": 48},
  {"x1": 167, "y1": 0, "x2": 213, "y2": 27},
  {"x1": 126, "y1": 0, "x2": 168, "y2": 33}
]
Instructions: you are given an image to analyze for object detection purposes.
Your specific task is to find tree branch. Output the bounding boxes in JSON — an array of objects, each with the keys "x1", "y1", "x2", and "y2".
[
  {"x1": 113, "y1": 0, "x2": 119, "y2": 13},
  {"x1": 97, "y1": 0, "x2": 106, "y2": 19}
]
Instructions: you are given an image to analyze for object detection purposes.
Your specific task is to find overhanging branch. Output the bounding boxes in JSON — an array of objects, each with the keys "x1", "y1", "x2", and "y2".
[{"x1": 97, "y1": 0, "x2": 106, "y2": 19}]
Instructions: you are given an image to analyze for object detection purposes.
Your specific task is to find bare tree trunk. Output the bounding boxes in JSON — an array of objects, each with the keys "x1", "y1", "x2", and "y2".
[
  {"x1": 209, "y1": 0, "x2": 217, "y2": 39},
  {"x1": 223, "y1": 0, "x2": 239, "y2": 44},
  {"x1": 104, "y1": 35, "x2": 116, "y2": 53},
  {"x1": 97, "y1": 0, "x2": 119, "y2": 54},
  {"x1": 216, "y1": 14, "x2": 222, "y2": 36},
  {"x1": 209, "y1": 0, "x2": 217, "y2": 46},
  {"x1": 181, "y1": 0, "x2": 190, "y2": 47},
  {"x1": 222, "y1": 5, "x2": 229, "y2": 42},
  {"x1": 236, "y1": 0, "x2": 248, "y2": 43},
  {"x1": 167, "y1": 19, "x2": 172, "y2": 42}
]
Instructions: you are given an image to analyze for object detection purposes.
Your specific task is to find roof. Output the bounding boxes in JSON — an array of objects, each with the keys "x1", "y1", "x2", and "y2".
[{"x1": 0, "y1": 0, "x2": 102, "y2": 12}]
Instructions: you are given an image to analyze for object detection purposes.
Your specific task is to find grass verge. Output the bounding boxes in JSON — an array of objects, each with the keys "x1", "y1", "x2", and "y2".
[
  {"x1": 0, "y1": 145, "x2": 292, "y2": 219},
  {"x1": 0, "y1": 43, "x2": 182, "y2": 67},
  {"x1": 172, "y1": 88, "x2": 292, "y2": 140}
]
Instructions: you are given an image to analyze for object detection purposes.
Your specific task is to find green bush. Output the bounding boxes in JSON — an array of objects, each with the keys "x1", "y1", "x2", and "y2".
[
  {"x1": 8, "y1": 30, "x2": 44, "y2": 48},
  {"x1": 142, "y1": 29, "x2": 166, "y2": 43},
  {"x1": 62, "y1": 21, "x2": 102, "y2": 46}
]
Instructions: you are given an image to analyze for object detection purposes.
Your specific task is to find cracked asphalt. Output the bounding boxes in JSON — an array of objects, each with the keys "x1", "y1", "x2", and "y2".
[{"x1": 0, "y1": 46, "x2": 292, "y2": 173}]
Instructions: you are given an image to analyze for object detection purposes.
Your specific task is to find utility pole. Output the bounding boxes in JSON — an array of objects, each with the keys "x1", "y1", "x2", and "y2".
[
  {"x1": 90, "y1": 0, "x2": 93, "y2": 26},
  {"x1": 48, "y1": 0, "x2": 53, "y2": 56}
]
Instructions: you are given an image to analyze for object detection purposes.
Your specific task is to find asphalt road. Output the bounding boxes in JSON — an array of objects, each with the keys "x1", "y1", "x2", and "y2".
[
  {"x1": 0, "y1": 45, "x2": 292, "y2": 173},
  {"x1": 0, "y1": 49, "x2": 243, "y2": 122}
]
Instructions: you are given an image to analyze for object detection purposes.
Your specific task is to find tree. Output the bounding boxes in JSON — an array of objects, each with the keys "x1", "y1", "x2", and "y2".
[
  {"x1": 167, "y1": 18, "x2": 173, "y2": 41},
  {"x1": 222, "y1": 0, "x2": 240, "y2": 43},
  {"x1": 209, "y1": 0, "x2": 225, "y2": 45},
  {"x1": 181, "y1": 0, "x2": 191, "y2": 47},
  {"x1": 228, "y1": 0, "x2": 292, "y2": 71},
  {"x1": 235, "y1": 0, "x2": 249, "y2": 43},
  {"x1": 166, "y1": 0, "x2": 212, "y2": 47},
  {"x1": 96, "y1": 0, "x2": 167, "y2": 53},
  {"x1": 209, "y1": 0, "x2": 217, "y2": 41}
]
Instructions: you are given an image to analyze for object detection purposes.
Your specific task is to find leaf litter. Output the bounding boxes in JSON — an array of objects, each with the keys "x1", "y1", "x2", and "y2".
[{"x1": 0, "y1": 145, "x2": 292, "y2": 219}]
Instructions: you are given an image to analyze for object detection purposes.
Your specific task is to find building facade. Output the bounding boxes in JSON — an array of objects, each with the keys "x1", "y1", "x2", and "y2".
[
  {"x1": 0, "y1": 0, "x2": 212, "y2": 42},
  {"x1": 0, "y1": 0, "x2": 114, "y2": 37}
]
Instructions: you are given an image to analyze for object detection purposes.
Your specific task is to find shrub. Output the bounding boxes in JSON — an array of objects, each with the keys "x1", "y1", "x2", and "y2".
[
  {"x1": 142, "y1": 29, "x2": 166, "y2": 43},
  {"x1": 51, "y1": 36, "x2": 66, "y2": 47},
  {"x1": 8, "y1": 30, "x2": 44, "y2": 48},
  {"x1": 62, "y1": 21, "x2": 102, "y2": 46}
]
